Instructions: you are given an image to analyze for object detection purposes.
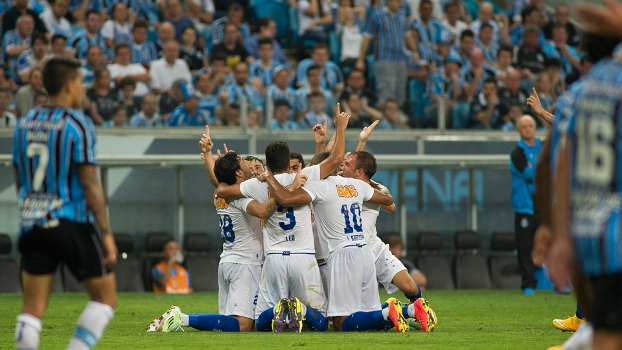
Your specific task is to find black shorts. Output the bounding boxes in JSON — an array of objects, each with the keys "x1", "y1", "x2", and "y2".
[
  {"x1": 18, "y1": 219, "x2": 110, "y2": 282},
  {"x1": 590, "y1": 272, "x2": 622, "y2": 332}
]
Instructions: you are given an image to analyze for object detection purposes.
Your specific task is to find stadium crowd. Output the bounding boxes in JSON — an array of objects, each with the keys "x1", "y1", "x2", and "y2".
[{"x1": 0, "y1": 0, "x2": 586, "y2": 130}]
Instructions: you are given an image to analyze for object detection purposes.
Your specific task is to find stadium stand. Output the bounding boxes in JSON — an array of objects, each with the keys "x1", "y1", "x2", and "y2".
[
  {"x1": 416, "y1": 231, "x2": 455, "y2": 290},
  {"x1": 454, "y1": 230, "x2": 492, "y2": 289},
  {"x1": 0, "y1": 234, "x2": 21, "y2": 293},
  {"x1": 488, "y1": 231, "x2": 521, "y2": 289},
  {"x1": 114, "y1": 233, "x2": 145, "y2": 292},
  {"x1": 183, "y1": 232, "x2": 219, "y2": 292},
  {"x1": 143, "y1": 232, "x2": 174, "y2": 292}
]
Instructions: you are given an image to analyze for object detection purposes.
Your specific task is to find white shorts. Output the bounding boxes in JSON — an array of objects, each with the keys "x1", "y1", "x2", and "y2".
[
  {"x1": 326, "y1": 244, "x2": 380, "y2": 317},
  {"x1": 318, "y1": 260, "x2": 328, "y2": 299},
  {"x1": 372, "y1": 242, "x2": 407, "y2": 294},
  {"x1": 218, "y1": 262, "x2": 262, "y2": 319},
  {"x1": 254, "y1": 252, "x2": 326, "y2": 318}
]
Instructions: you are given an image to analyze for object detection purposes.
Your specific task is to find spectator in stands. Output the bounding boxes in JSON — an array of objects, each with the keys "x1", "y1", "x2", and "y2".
[
  {"x1": 300, "y1": 91, "x2": 331, "y2": 129},
  {"x1": 164, "y1": 0, "x2": 194, "y2": 43},
  {"x1": 542, "y1": 5, "x2": 578, "y2": 48},
  {"x1": 542, "y1": 25, "x2": 580, "y2": 80},
  {"x1": 297, "y1": 0, "x2": 333, "y2": 58},
  {"x1": 513, "y1": 25, "x2": 546, "y2": 82},
  {"x1": 40, "y1": 0, "x2": 71, "y2": 37},
  {"x1": 387, "y1": 234, "x2": 427, "y2": 290},
  {"x1": 107, "y1": 44, "x2": 150, "y2": 97},
  {"x1": 155, "y1": 22, "x2": 176, "y2": 57},
  {"x1": 476, "y1": 23, "x2": 497, "y2": 63},
  {"x1": 464, "y1": 0, "x2": 503, "y2": 24},
  {"x1": 14, "y1": 67, "x2": 42, "y2": 117},
  {"x1": 87, "y1": 68, "x2": 118, "y2": 125},
  {"x1": 543, "y1": 57, "x2": 564, "y2": 98},
  {"x1": 102, "y1": 2, "x2": 133, "y2": 51},
  {"x1": 17, "y1": 33, "x2": 50, "y2": 84},
  {"x1": 338, "y1": 69, "x2": 377, "y2": 108},
  {"x1": 66, "y1": 0, "x2": 101, "y2": 26},
  {"x1": 67, "y1": 10, "x2": 106, "y2": 61},
  {"x1": 448, "y1": 29, "x2": 475, "y2": 68},
  {"x1": 179, "y1": 27, "x2": 208, "y2": 73},
  {"x1": 150, "y1": 41, "x2": 192, "y2": 95},
  {"x1": 411, "y1": 0, "x2": 445, "y2": 49},
  {"x1": 168, "y1": 93, "x2": 216, "y2": 126},
  {"x1": 2, "y1": 0, "x2": 47, "y2": 39},
  {"x1": 80, "y1": 45, "x2": 103, "y2": 89},
  {"x1": 2, "y1": 14, "x2": 34, "y2": 80},
  {"x1": 118, "y1": 77, "x2": 139, "y2": 116},
  {"x1": 500, "y1": 103, "x2": 523, "y2": 131},
  {"x1": 218, "y1": 62, "x2": 263, "y2": 126},
  {"x1": 468, "y1": 78, "x2": 502, "y2": 129},
  {"x1": 186, "y1": 0, "x2": 214, "y2": 26},
  {"x1": 271, "y1": 99, "x2": 299, "y2": 130},
  {"x1": 248, "y1": 38, "x2": 277, "y2": 95},
  {"x1": 376, "y1": 98, "x2": 407, "y2": 129},
  {"x1": 264, "y1": 66, "x2": 297, "y2": 121},
  {"x1": 498, "y1": 69, "x2": 529, "y2": 118},
  {"x1": 129, "y1": 93, "x2": 165, "y2": 127},
  {"x1": 509, "y1": 114, "x2": 540, "y2": 295},
  {"x1": 342, "y1": 93, "x2": 381, "y2": 128},
  {"x1": 102, "y1": 104, "x2": 129, "y2": 127},
  {"x1": 152, "y1": 239, "x2": 192, "y2": 293},
  {"x1": 130, "y1": 20, "x2": 158, "y2": 67},
  {"x1": 195, "y1": 71, "x2": 213, "y2": 99},
  {"x1": 159, "y1": 80, "x2": 185, "y2": 119},
  {"x1": 296, "y1": 43, "x2": 344, "y2": 94},
  {"x1": 510, "y1": 6, "x2": 545, "y2": 47},
  {"x1": 197, "y1": 53, "x2": 231, "y2": 96},
  {"x1": 222, "y1": 102, "x2": 240, "y2": 126},
  {"x1": 336, "y1": 0, "x2": 365, "y2": 72},
  {"x1": 244, "y1": 17, "x2": 289, "y2": 68},
  {"x1": 195, "y1": 73, "x2": 219, "y2": 118},
  {"x1": 211, "y1": 3, "x2": 250, "y2": 45},
  {"x1": 294, "y1": 65, "x2": 335, "y2": 118},
  {"x1": 50, "y1": 34, "x2": 68, "y2": 57},
  {"x1": 493, "y1": 45, "x2": 514, "y2": 87},
  {"x1": 458, "y1": 47, "x2": 496, "y2": 102},
  {"x1": 33, "y1": 89, "x2": 48, "y2": 106},
  {"x1": 441, "y1": 2, "x2": 468, "y2": 45},
  {"x1": 425, "y1": 56, "x2": 461, "y2": 126},
  {"x1": 468, "y1": 2, "x2": 508, "y2": 46},
  {"x1": 0, "y1": 88, "x2": 16, "y2": 128},
  {"x1": 532, "y1": 73, "x2": 553, "y2": 120},
  {"x1": 212, "y1": 22, "x2": 252, "y2": 69},
  {"x1": 357, "y1": 0, "x2": 416, "y2": 108}
]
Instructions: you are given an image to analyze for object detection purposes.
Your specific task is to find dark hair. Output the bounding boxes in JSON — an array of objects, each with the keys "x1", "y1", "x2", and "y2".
[
  {"x1": 32, "y1": 32, "x2": 49, "y2": 46},
  {"x1": 346, "y1": 69, "x2": 365, "y2": 80},
  {"x1": 229, "y1": 103, "x2": 240, "y2": 110},
  {"x1": 182, "y1": 26, "x2": 197, "y2": 35},
  {"x1": 307, "y1": 91, "x2": 325, "y2": 101},
  {"x1": 133, "y1": 20, "x2": 149, "y2": 31},
  {"x1": 224, "y1": 22, "x2": 239, "y2": 32},
  {"x1": 119, "y1": 76, "x2": 136, "y2": 88},
  {"x1": 210, "y1": 52, "x2": 227, "y2": 64},
  {"x1": 111, "y1": 104, "x2": 126, "y2": 117},
  {"x1": 94, "y1": 67, "x2": 109, "y2": 81},
  {"x1": 265, "y1": 141, "x2": 290, "y2": 172},
  {"x1": 483, "y1": 78, "x2": 497, "y2": 87},
  {"x1": 85, "y1": 9, "x2": 99, "y2": 18},
  {"x1": 479, "y1": 23, "x2": 492, "y2": 32},
  {"x1": 257, "y1": 17, "x2": 274, "y2": 30},
  {"x1": 309, "y1": 151, "x2": 329, "y2": 167},
  {"x1": 51, "y1": 34, "x2": 67, "y2": 44},
  {"x1": 582, "y1": 33, "x2": 620, "y2": 63},
  {"x1": 290, "y1": 152, "x2": 305, "y2": 168},
  {"x1": 306, "y1": 64, "x2": 321, "y2": 77},
  {"x1": 312, "y1": 43, "x2": 329, "y2": 52},
  {"x1": 498, "y1": 45, "x2": 513, "y2": 56},
  {"x1": 243, "y1": 155, "x2": 263, "y2": 164},
  {"x1": 162, "y1": 238, "x2": 177, "y2": 251},
  {"x1": 33, "y1": 89, "x2": 48, "y2": 102},
  {"x1": 419, "y1": 0, "x2": 432, "y2": 8},
  {"x1": 351, "y1": 151, "x2": 376, "y2": 179},
  {"x1": 258, "y1": 38, "x2": 273, "y2": 47},
  {"x1": 228, "y1": 2, "x2": 243, "y2": 12},
  {"x1": 42, "y1": 57, "x2": 81, "y2": 97},
  {"x1": 444, "y1": 2, "x2": 458, "y2": 12},
  {"x1": 115, "y1": 43, "x2": 130, "y2": 55},
  {"x1": 460, "y1": 29, "x2": 474, "y2": 40},
  {"x1": 87, "y1": 45, "x2": 102, "y2": 55},
  {"x1": 274, "y1": 99, "x2": 290, "y2": 109},
  {"x1": 521, "y1": 5, "x2": 538, "y2": 23},
  {"x1": 508, "y1": 103, "x2": 523, "y2": 110},
  {"x1": 214, "y1": 151, "x2": 242, "y2": 185},
  {"x1": 386, "y1": 234, "x2": 403, "y2": 248}
]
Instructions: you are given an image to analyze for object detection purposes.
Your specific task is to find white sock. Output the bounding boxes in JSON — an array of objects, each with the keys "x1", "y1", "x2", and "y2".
[
  {"x1": 16, "y1": 313, "x2": 42, "y2": 350},
  {"x1": 67, "y1": 301, "x2": 114, "y2": 350},
  {"x1": 407, "y1": 304, "x2": 415, "y2": 318},
  {"x1": 300, "y1": 303, "x2": 307, "y2": 316},
  {"x1": 180, "y1": 314, "x2": 189, "y2": 326},
  {"x1": 381, "y1": 307, "x2": 389, "y2": 320}
]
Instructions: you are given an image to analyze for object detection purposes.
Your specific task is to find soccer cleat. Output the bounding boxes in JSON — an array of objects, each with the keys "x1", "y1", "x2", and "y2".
[
  {"x1": 288, "y1": 297, "x2": 305, "y2": 333},
  {"x1": 161, "y1": 308, "x2": 184, "y2": 332},
  {"x1": 147, "y1": 316, "x2": 163, "y2": 332},
  {"x1": 553, "y1": 314, "x2": 583, "y2": 332},
  {"x1": 272, "y1": 298, "x2": 290, "y2": 332},
  {"x1": 386, "y1": 297, "x2": 409, "y2": 333},
  {"x1": 413, "y1": 298, "x2": 437, "y2": 332}
]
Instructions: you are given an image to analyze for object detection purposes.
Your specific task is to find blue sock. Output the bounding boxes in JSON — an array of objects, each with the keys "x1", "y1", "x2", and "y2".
[
  {"x1": 576, "y1": 303, "x2": 584, "y2": 319},
  {"x1": 341, "y1": 310, "x2": 391, "y2": 331},
  {"x1": 187, "y1": 314, "x2": 240, "y2": 332},
  {"x1": 255, "y1": 308, "x2": 274, "y2": 332},
  {"x1": 303, "y1": 307, "x2": 327, "y2": 331},
  {"x1": 404, "y1": 283, "x2": 422, "y2": 302}
]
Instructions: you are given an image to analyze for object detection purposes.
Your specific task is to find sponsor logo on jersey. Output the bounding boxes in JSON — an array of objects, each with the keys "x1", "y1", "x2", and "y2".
[
  {"x1": 336, "y1": 185, "x2": 358, "y2": 198},
  {"x1": 215, "y1": 197, "x2": 229, "y2": 209}
]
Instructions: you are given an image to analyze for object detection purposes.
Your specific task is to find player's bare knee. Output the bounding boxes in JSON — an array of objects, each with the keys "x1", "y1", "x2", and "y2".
[
  {"x1": 234, "y1": 316, "x2": 254, "y2": 332},
  {"x1": 332, "y1": 316, "x2": 346, "y2": 331}
]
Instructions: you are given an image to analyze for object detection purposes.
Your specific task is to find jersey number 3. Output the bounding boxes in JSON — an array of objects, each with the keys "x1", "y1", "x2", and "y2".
[{"x1": 278, "y1": 206, "x2": 296, "y2": 231}]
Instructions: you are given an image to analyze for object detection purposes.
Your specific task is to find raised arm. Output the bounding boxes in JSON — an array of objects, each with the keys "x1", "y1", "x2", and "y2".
[
  {"x1": 319, "y1": 104, "x2": 350, "y2": 179},
  {"x1": 199, "y1": 125, "x2": 218, "y2": 187},
  {"x1": 527, "y1": 88, "x2": 554, "y2": 125},
  {"x1": 356, "y1": 120, "x2": 379, "y2": 152},
  {"x1": 368, "y1": 189, "x2": 394, "y2": 207},
  {"x1": 263, "y1": 173, "x2": 313, "y2": 207},
  {"x1": 245, "y1": 198, "x2": 279, "y2": 218},
  {"x1": 313, "y1": 118, "x2": 328, "y2": 154}
]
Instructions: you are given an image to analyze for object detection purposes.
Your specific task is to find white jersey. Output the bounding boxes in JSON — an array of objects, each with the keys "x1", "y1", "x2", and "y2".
[
  {"x1": 214, "y1": 196, "x2": 263, "y2": 265},
  {"x1": 312, "y1": 203, "x2": 330, "y2": 260},
  {"x1": 361, "y1": 201, "x2": 381, "y2": 247},
  {"x1": 240, "y1": 165, "x2": 321, "y2": 253},
  {"x1": 302, "y1": 176, "x2": 375, "y2": 253}
]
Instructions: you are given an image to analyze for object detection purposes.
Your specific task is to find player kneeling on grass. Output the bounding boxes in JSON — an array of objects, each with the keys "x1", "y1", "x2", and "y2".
[{"x1": 13, "y1": 57, "x2": 117, "y2": 350}]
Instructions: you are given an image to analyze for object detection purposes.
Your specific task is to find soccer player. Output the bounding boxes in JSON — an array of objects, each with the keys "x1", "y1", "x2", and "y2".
[
  {"x1": 13, "y1": 57, "x2": 117, "y2": 349},
  {"x1": 289, "y1": 152, "x2": 305, "y2": 174},
  {"x1": 215, "y1": 106, "x2": 349, "y2": 332}
]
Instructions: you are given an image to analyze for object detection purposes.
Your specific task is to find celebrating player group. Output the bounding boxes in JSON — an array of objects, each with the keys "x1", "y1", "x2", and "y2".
[{"x1": 147, "y1": 104, "x2": 438, "y2": 333}]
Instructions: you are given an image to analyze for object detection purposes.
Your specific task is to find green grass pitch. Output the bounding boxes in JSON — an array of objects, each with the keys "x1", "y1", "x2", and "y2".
[{"x1": 0, "y1": 290, "x2": 576, "y2": 349}]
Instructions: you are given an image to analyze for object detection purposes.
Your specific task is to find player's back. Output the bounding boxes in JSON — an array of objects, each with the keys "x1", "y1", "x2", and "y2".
[
  {"x1": 361, "y1": 201, "x2": 381, "y2": 246},
  {"x1": 303, "y1": 176, "x2": 375, "y2": 253},
  {"x1": 214, "y1": 196, "x2": 263, "y2": 264},
  {"x1": 12, "y1": 106, "x2": 96, "y2": 232},
  {"x1": 566, "y1": 57, "x2": 622, "y2": 276}
]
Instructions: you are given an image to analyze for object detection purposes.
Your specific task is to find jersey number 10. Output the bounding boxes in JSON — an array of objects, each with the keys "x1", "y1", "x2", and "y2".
[{"x1": 341, "y1": 203, "x2": 363, "y2": 234}]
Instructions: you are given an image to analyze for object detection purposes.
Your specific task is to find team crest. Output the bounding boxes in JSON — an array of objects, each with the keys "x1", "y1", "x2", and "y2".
[{"x1": 336, "y1": 185, "x2": 358, "y2": 198}]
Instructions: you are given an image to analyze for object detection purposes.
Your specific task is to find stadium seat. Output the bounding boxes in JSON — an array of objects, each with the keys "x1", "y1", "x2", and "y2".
[
  {"x1": 416, "y1": 231, "x2": 455, "y2": 290},
  {"x1": 454, "y1": 231, "x2": 491, "y2": 289},
  {"x1": 114, "y1": 234, "x2": 145, "y2": 292},
  {"x1": 0, "y1": 234, "x2": 21, "y2": 292},
  {"x1": 329, "y1": 31, "x2": 340, "y2": 65},
  {"x1": 252, "y1": 0, "x2": 289, "y2": 39},
  {"x1": 143, "y1": 232, "x2": 173, "y2": 292},
  {"x1": 183, "y1": 233, "x2": 218, "y2": 292},
  {"x1": 488, "y1": 232, "x2": 521, "y2": 289}
]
